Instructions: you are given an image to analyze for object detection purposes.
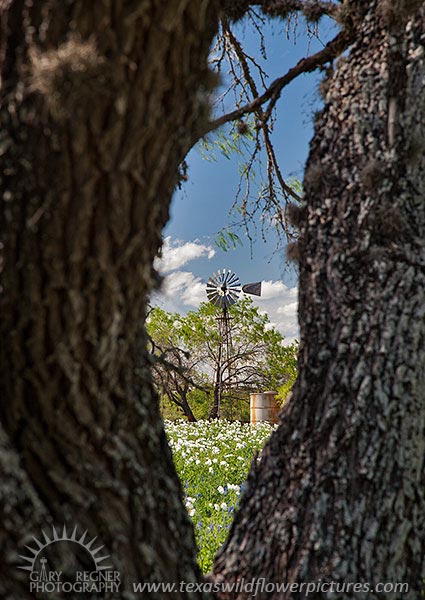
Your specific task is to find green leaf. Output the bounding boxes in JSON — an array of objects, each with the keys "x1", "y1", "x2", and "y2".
[{"x1": 214, "y1": 227, "x2": 243, "y2": 252}]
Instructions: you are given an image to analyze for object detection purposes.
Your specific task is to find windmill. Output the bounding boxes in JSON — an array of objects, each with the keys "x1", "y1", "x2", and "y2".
[{"x1": 206, "y1": 269, "x2": 262, "y2": 418}]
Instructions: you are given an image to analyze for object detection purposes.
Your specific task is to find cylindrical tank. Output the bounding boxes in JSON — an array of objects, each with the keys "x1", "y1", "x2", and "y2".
[{"x1": 250, "y1": 391, "x2": 279, "y2": 424}]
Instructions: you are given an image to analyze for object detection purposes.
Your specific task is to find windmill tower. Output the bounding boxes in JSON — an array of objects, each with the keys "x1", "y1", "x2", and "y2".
[{"x1": 206, "y1": 269, "x2": 261, "y2": 418}]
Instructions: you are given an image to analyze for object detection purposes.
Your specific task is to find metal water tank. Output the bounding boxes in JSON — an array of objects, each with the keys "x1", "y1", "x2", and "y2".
[{"x1": 250, "y1": 391, "x2": 279, "y2": 424}]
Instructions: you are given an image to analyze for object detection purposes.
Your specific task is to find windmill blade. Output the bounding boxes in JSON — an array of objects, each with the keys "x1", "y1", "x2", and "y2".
[
  {"x1": 206, "y1": 283, "x2": 220, "y2": 299},
  {"x1": 206, "y1": 280, "x2": 216, "y2": 290},
  {"x1": 228, "y1": 289, "x2": 240, "y2": 301},
  {"x1": 207, "y1": 273, "x2": 223, "y2": 307},
  {"x1": 228, "y1": 277, "x2": 241, "y2": 288},
  {"x1": 229, "y1": 290, "x2": 241, "y2": 299},
  {"x1": 242, "y1": 282, "x2": 262, "y2": 296},
  {"x1": 210, "y1": 293, "x2": 222, "y2": 306},
  {"x1": 228, "y1": 282, "x2": 240, "y2": 293},
  {"x1": 227, "y1": 272, "x2": 240, "y2": 286},
  {"x1": 206, "y1": 289, "x2": 219, "y2": 301},
  {"x1": 213, "y1": 295, "x2": 223, "y2": 308},
  {"x1": 207, "y1": 291, "x2": 220, "y2": 305},
  {"x1": 228, "y1": 277, "x2": 241, "y2": 290},
  {"x1": 206, "y1": 282, "x2": 219, "y2": 293},
  {"x1": 224, "y1": 270, "x2": 232, "y2": 285}
]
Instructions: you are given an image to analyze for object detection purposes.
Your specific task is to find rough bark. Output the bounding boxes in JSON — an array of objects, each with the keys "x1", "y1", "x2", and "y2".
[
  {"x1": 0, "y1": 1, "x2": 218, "y2": 597},
  {"x1": 213, "y1": 2, "x2": 425, "y2": 598}
]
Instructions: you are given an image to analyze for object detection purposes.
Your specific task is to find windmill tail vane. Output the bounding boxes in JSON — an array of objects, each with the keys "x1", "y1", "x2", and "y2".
[{"x1": 241, "y1": 281, "x2": 262, "y2": 296}]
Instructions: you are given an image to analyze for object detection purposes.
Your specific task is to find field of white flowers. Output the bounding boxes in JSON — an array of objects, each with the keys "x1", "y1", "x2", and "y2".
[{"x1": 165, "y1": 419, "x2": 275, "y2": 572}]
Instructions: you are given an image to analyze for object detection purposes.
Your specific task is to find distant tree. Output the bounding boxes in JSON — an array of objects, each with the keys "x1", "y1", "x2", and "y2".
[
  {"x1": 147, "y1": 308, "x2": 206, "y2": 421},
  {"x1": 147, "y1": 299, "x2": 298, "y2": 420}
]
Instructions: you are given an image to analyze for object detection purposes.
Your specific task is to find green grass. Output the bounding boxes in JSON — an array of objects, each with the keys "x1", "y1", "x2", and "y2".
[{"x1": 165, "y1": 419, "x2": 274, "y2": 573}]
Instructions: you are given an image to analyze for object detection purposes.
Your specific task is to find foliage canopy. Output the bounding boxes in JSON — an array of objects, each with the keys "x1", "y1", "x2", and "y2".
[{"x1": 147, "y1": 297, "x2": 298, "y2": 420}]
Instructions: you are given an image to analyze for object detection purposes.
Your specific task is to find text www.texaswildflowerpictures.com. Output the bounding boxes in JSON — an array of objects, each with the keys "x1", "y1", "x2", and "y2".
[{"x1": 132, "y1": 579, "x2": 410, "y2": 596}]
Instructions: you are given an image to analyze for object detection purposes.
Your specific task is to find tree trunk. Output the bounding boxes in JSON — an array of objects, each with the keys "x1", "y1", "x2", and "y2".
[
  {"x1": 210, "y1": 344, "x2": 223, "y2": 419},
  {"x1": 179, "y1": 395, "x2": 198, "y2": 423},
  {"x1": 213, "y1": 2, "x2": 425, "y2": 598},
  {"x1": 0, "y1": 1, "x2": 218, "y2": 597},
  {"x1": 170, "y1": 390, "x2": 197, "y2": 422},
  {"x1": 210, "y1": 383, "x2": 221, "y2": 419}
]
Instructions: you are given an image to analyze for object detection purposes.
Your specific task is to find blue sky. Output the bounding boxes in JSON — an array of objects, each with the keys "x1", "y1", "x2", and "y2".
[{"x1": 153, "y1": 16, "x2": 336, "y2": 344}]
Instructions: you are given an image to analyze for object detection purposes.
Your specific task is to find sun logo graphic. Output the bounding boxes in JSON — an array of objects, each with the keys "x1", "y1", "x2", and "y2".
[{"x1": 18, "y1": 524, "x2": 120, "y2": 594}]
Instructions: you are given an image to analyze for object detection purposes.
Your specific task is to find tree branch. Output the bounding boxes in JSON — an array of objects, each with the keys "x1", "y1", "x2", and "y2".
[
  {"x1": 256, "y1": 0, "x2": 339, "y2": 21},
  {"x1": 221, "y1": 20, "x2": 303, "y2": 206},
  {"x1": 204, "y1": 29, "x2": 351, "y2": 136}
]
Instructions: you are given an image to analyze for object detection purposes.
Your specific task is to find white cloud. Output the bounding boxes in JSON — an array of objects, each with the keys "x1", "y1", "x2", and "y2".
[
  {"x1": 163, "y1": 271, "x2": 206, "y2": 307},
  {"x1": 154, "y1": 236, "x2": 215, "y2": 273},
  {"x1": 250, "y1": 281, "x2": 299, "y2": 345},
  {"x1": 151, "y1": 270, "x2": 207, "y2": 314},
  {"x1": 259, "y1": 280, "x2": 298, "y2": 301}
]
